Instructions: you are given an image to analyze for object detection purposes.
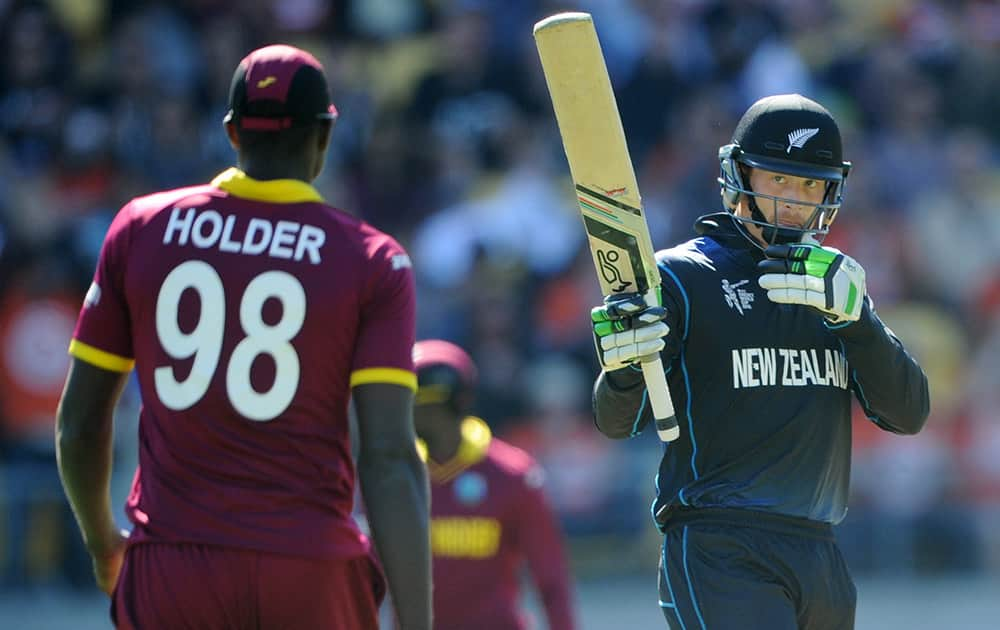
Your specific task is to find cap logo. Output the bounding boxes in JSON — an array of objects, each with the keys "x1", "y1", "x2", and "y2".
[
  {"x1": 256, "y1": 76, "x2": 278, "y2": 88},
  {"x1": 787, "y1": 128, "x2": 819, "y2": 153}
]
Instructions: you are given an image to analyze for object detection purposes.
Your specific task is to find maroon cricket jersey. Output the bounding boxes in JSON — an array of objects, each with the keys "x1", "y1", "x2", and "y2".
[
  {"x1": 422, "y1": 418, "x2": 576, "y2": 630},
  {"x1": 70, "y1": 168, "x2": 417, "y2": 558}
]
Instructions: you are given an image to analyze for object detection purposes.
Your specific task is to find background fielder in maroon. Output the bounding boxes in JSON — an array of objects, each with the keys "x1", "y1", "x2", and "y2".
[
  {"x1": 56, "y1": 44, "x2": 432, "y2": 629},
  {"x1": 411, "y1": 340, "x2": 575, "y2": 630}
]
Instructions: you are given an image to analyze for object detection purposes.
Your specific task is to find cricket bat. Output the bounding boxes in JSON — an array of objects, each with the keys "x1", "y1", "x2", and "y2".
[{"x1": 534, "y1": 12, "x2": 679, "y2": 442}]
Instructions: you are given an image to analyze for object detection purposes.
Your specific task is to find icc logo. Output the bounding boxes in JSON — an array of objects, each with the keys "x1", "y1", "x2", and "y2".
[{"x1": 722, "y1": 279, "x2": 754, "y2": 315}]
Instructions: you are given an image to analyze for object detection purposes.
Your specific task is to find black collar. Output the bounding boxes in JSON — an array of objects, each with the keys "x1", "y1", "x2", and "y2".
[{"x1": 693, "y1": 212, "x2": 767, "y2": 263}]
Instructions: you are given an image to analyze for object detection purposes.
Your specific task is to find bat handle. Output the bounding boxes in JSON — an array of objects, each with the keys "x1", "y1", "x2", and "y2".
[
  {"x1": 640, "y1": 356, "x2": 679, "y2": 441},
  {"x1": 640, "y1": 288, "x2": 678, "y2": 442}
]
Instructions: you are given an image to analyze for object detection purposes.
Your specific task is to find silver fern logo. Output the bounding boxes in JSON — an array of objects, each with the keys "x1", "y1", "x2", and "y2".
[{"x1": 786, "y1": 128, "x2": 819, "y2": 153}]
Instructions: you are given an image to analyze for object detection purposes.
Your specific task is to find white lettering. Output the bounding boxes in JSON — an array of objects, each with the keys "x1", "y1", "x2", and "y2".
[
  {"x1": 164, "y1": 207, "x2": 195, "y2": 245},
  {"x1": 787, "y1": 350, "x2": 803, "y2": 386},
  {"x1": 243, "y1": 219, "x2": 272, "y2": 255},
  {"x1": 808, "y1": 349, "x2": 824, "y2": 386},
  {"x1": 824, "y1": 349, "x2": 838, "y2": 387},
  {"x1": 761, "y1": 348, "x2": 777, "y2": 386},
  {"x1": 734, "y1": 346, "x2": 848, "y2": 390},
  {"x1": 219, "y1": 215, "x2": 241, "y2": 253},
  {"x1": 733, "y1": 349, "x2": 748, "y2": 389},
  {"x1": 163, "y1": 208, "x2": 327, "y2": 264},
  {"x1": 295, "y1": 224, "x2": 325, "y2": 264},
  {"x1": 746, "y1": 349, "x2": 762, "y2": 387},
  {"x1": 800, "y1": 349, "x2": 817, "y2": 385},
  {"x1": 269, "y1": 221, "x2": 299, "y2": 259},
  {"x1": 836, "y1": 351, "x2": 848, "y2": 389},
  {"x1": 191, "y1": 210, "x2": 223, "y2": 248}
]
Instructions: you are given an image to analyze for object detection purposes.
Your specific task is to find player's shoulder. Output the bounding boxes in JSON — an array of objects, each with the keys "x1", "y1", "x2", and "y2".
[
  {"x1": 656, "y1": 213, "x2": 737, "y2": 272},
  {"x1": 127, "y1": 184, "x2": 221, "y2": 218},
  {"x1": 288, "y1": 203, "x2": 412, "y2": 272},
  {"x1": 349, "y1": 217, "x2": 412, "y2": 267},
  {"x1": 655, "y1": 236, "x2": 716, "y2": 271},
  {"x1": 486, "y1": 438, "x2": 541, "y2": 479},
  {"x1": 106, "y1": 184, "x2": 220, "y2": 241}
]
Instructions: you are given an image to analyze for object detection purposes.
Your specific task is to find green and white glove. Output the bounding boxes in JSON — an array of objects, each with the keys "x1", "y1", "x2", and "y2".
[
  {"x1": 591, "y1": 293, "x2": 669, "y2": 371},
  {"x1": 757, "y1": 243, "x2": 866, "y2": 324}
]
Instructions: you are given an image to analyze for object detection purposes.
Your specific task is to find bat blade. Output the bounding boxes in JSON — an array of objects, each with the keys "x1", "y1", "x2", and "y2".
[
  {"x1": 534, "y1": 12, "x2": 679, "y2": 442},
  {"x1": 532, "y1": 13, "x2": 660, "y2": 300}
]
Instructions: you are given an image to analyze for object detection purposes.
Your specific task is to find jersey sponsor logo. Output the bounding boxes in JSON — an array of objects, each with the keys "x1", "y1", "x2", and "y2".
[
  {"x1": 786, "y1": 128, "x2": 820, "y2": 153},
  {"x1": 454, "y1": 471, "x2": 487, "y2": 506},
  {"x1": 597, "y1": 185, "x2": 627, "y2": 197},
  {"x1": 524, "y1": 465, "x2": 545, "y2": 490},
  {"x1": 430, "y1": 517, "x2": 501, "y2": 559},
  {"x1": 163, "y1": 207, "x2": 326, "y2": 264},
  {"x1": 391, "y1": 253, "x2": 412, "y2": 270},
  {"x1": 83, "y1": 282, "x2": 102, "y2": 308},
  {"x1": 722, "y1": 279, "x2": 754, "y2": 315},
  {"x1": 731, "y1": 347, "x2": 848, "y2": 389}
]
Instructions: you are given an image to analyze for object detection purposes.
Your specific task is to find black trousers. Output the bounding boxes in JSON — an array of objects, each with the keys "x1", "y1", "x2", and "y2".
[{"x1": 656, "y1": 507, "x2": 856, "y2": 630}]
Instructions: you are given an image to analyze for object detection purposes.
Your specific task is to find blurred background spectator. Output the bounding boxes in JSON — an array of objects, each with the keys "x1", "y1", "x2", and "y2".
[{"x1": 0, "y1": 0, "x2": 997, "y2": 624}]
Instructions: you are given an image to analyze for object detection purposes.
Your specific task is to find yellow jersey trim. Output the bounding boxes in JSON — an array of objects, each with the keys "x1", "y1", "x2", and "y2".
[
  {"x1": 211, "y1": 167, "x2": 324, "y2": 204},
  {"x1": 350, "y1": 367, "x2": 418, "y2": 392},
  {"x1": 423, "y1": 416, "x2": 492, "y2": 483},
  {"x1": 68, "y1": 339, "x2": 135, "y2": 373}
]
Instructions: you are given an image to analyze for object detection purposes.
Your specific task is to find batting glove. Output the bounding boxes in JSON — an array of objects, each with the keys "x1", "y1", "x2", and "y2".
[
  {"x1": 591, "y1": 293, "x2": 669, "y2": 371},
  {"x1": 757, "y1": 243, "x2": 866, "y2": 324}
]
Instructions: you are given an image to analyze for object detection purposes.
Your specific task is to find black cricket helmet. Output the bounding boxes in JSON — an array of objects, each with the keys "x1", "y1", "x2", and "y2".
[{"x1": 718, "y1": 93, "x2": 851, "y2": 244}]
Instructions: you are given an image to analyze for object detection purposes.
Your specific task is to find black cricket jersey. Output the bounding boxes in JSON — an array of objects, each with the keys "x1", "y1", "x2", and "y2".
[{"x1": 593, "y1": 213, "x2": 930, "y2": 525}]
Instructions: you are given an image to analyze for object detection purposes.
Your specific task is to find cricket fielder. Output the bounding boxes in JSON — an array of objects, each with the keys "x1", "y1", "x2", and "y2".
[
  {"x1": 591, "y1": 94, "x2": 930, "y2": 629},
  {"x1": 56, "y1": 45, "x2": 431, "y2": 629},
  {"x1": 412, "y1": 340, "x2": 576, "y2": 630}
]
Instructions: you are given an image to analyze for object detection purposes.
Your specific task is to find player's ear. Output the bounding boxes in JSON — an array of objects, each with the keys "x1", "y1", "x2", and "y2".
[
  {"x1": 224, "y1": 121, "x2": 241, "y2": 150},
  {"x1": 316, "y1": 120, "x2": 333, "y2": 153}
]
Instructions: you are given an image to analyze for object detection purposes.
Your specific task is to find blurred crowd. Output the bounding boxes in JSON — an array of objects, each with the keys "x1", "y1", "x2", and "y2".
[{"x1": 1, "y1": 0, "x2": 998, "y2": 593}]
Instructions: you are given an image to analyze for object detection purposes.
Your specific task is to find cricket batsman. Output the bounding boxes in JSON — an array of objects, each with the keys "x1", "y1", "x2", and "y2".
[{"x1": 590, "y1": 94, "x2": 930, "y2": 629}]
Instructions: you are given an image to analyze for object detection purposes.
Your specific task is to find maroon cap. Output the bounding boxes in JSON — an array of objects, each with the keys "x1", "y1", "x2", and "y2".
[
  {"x1": 412, "y1": 340, "x2": 478, "y2": 406},
  {"x1": 224, "y1": 44, "x2": 338, "y2": 131}
]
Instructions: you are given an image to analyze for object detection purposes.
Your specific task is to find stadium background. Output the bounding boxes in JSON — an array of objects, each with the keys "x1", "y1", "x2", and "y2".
[{"x1": 0, "y1": 0, "x2": 997, "y2": 627}]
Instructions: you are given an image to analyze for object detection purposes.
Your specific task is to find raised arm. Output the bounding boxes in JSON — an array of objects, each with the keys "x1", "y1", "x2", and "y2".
[{"x1": 591, "y1": 292, "x2": 679, "y2": 439}]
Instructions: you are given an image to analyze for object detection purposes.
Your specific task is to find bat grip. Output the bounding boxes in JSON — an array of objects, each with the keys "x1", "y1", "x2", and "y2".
[
  {"x1": 640, "y1": 356, "x2": 679, "y2": 441},
  {"x1": 639, "y1": 288, "x2": 678, "y2": 442}
]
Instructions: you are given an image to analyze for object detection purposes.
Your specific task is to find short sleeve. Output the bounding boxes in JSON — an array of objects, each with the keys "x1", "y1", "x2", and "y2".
[
  {"x1": 69, "y1": 203, "x2": 136, "y2": 372},
  {"x1": 349, "y1": 233, "x2": 417, "y2": 391}
]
